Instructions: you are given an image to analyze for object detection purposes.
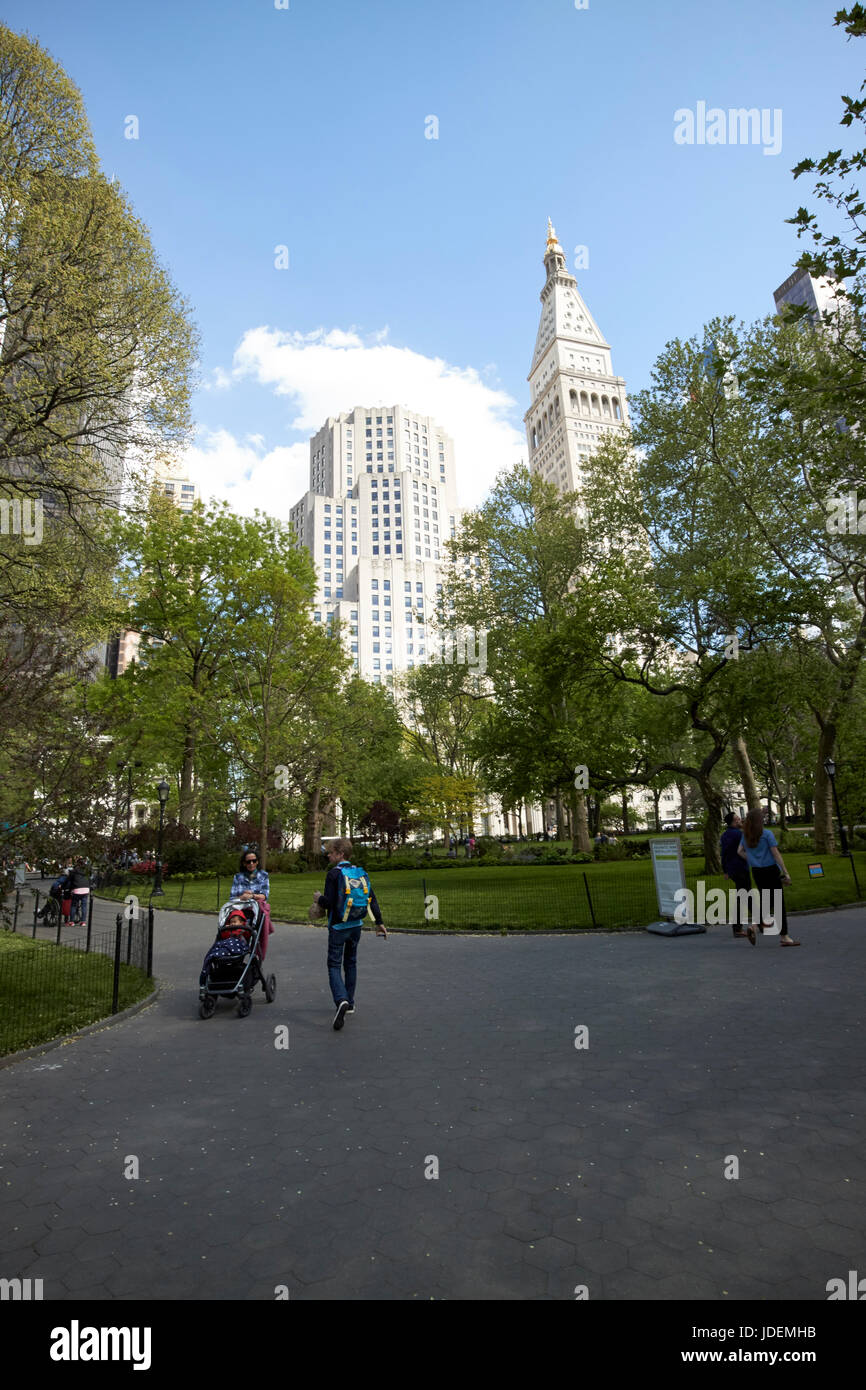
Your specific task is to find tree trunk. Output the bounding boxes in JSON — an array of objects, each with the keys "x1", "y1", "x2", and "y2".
[
  {"x1": 570, "y1": 787, "x2": 592, "y2": 854},
  {"x1": 814, "y1": 727, "x2": 836, "y2": 853},
  {"x1": 767, "y1": 752, "x2": 787, "y2": 832},
  {"x1": 731, "y1": 734, "x2": 762, "y2": 810},
  {"x1": 554, "y1": 790, "x2": 565, "y2": 840},
  {"x1": 698, "y1": 775, "x2": 725, "y2": 875},
  {"x1": 804, "y1": 797, "x2": 813, "y2": 822},
  {"x1": 179, "y1": 719, "x2": 196, "y2": 829},
  {"x1": 621, "y1": 790, "x2": 631, "y2": 835},
  {"x1": 676, "y1": 780, "x2": 688, "y2": 833},
  {"x1": 653, "y1": 789, "x2": 661, "y2": 834},
  {"x1": 303, "y1": 785, "x2": 322, "y2": 858},
  {"x1": 321, "y1": 795, "x2": 337, "y2": 836},
  {"x1": 258, "y1": 789, "x2": 269, "y2": 871}
]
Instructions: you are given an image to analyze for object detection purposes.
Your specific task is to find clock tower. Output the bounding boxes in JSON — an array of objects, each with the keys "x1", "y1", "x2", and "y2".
[{"x1": 525, "y1": 221, "x2": 629, "y2": 493}]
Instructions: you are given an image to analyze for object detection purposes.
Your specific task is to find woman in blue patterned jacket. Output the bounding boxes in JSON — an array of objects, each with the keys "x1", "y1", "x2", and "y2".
[{"x1": 231, "y1": 850, "x2": 274, "y2": 958}]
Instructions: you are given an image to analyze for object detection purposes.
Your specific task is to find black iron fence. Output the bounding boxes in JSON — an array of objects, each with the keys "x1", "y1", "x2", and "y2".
[{"x1": 0, "y1": 888, "x2": 154, "y2": 1056}]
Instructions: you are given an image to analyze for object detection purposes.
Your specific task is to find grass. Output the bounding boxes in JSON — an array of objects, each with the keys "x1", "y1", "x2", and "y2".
[
  {"x1": 95, "y1": 852, "x2": 866, "y2": 931},
  {"x1": 0, "y1": 930, "x2": 152, "y2": 1056}
]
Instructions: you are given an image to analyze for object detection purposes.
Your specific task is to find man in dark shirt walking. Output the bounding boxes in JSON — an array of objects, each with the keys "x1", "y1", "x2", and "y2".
[
  {"x1": 721, "y1": 812, "x2": 751, "y2": 938},
  {"x1": 313, "y1": 838, "x2": 387, "y2": 1029}
]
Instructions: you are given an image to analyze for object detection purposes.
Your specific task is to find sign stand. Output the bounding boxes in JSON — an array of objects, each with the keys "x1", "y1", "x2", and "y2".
[{"x1": 646, "y1": 837, "x2": 706, "y2": 937}]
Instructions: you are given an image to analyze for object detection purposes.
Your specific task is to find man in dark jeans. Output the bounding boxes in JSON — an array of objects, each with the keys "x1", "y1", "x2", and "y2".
[
  {"x1": 313, "y1": 838, "x2": 387, "y2": 1030},
  {"x1": 721, "y1": 811, "x2": 751, "y2": 938}
]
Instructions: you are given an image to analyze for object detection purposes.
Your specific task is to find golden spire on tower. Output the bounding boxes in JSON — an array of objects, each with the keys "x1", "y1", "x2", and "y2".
[{"x1": 546, "y1": 218, "x2": 562, "y2": 253}]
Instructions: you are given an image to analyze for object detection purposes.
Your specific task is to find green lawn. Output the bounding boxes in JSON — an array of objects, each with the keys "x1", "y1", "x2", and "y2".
[
  {"x1": 96, "y1": 852, "x2": 866, "y2": 931},
  {"x1": 0, "y1": 931, "x2": 152, "y2": 1056}
]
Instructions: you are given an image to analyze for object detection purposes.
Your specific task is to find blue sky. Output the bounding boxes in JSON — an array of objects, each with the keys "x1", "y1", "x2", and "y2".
[{"x1": 6, "y1": 0, "x2": 862, "y2": 510}]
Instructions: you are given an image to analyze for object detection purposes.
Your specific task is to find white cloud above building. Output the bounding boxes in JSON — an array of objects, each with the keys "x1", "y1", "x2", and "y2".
[{"x1": 185, "y1": 325, "x2": 525, "y2": 515}]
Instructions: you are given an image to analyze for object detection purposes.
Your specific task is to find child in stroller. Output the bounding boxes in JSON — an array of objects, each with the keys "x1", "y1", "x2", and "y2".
[{"x1": 198, "y1": 898, "x2": 277, "y2": 1019}]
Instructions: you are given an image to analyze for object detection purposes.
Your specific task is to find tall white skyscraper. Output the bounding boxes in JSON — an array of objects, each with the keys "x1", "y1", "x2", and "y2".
[
  {"x1": 525, "y1": 221, "x2": 630, "y2": 492},
  {"x1": 154, "y1": 463, "x2": 198, "y2": 512},
  {"x1": 290, "y1": 406, "x2": 461, "y2": 682}
]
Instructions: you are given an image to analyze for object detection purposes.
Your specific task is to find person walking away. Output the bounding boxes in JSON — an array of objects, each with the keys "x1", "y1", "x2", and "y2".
[
  {"x1": 737, "y1": 809, "x2": 800, "y2": 947},
  {"x1": 231, "y1": 851, "x2": 273, "y2": 959},
  {"x1": 313, "y1": 838, "x2": 387, "y2": 1030},
  {"x1": 68, "y1": 859, "x2": 91, "y2": 924},
  {"x1": 721, "y1": 811, "x2": 751, "y2": 938}
]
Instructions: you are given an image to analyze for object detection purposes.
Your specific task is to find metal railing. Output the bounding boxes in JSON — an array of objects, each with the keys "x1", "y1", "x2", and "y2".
[{"x1": 0, "y1": 890, "x2": 154, "y2": 1056}]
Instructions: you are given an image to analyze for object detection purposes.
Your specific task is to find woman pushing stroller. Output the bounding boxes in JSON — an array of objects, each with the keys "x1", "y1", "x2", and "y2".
[{"x1": 231, "y1": 850, "x2": 274, "y2": 958}]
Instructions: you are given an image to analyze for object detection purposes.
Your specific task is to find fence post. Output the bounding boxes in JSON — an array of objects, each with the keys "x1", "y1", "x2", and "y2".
[
  {"x1": 146, "y1": 905, "x2": 154, "y2": 979},
  {"x1": 583, "y1": 872, "x2": 597, "y2": 927},
  {"x1": 849, "y1": 853, "x2": 862, "y2": 899},
  {"x1": 32, "y1": 889, "x2": 41, "y2": 937},
  {"x1": 422, "y1": 877, "x2": 427, "y2": 923},
  {"x1": 55, "y1": 895, "x2": 63, "y2": 945},
  {"x1": 12, "y1": 888, "x2": 19, "y2": 933},
  {"x1": 179, "y1": 880, "x2": 185, "y2": 909},
  {"x1": 32, "y1": 891, "x2": 39, "y2": 938},
  {"x1": 126, "y1": 908, "x2": 133, "y2": 965},
  {"x1": 86, "y1": 891, "x2": 93, "y2": 953},
  {"x1": 112, "y1": 913, "x2": 123, "y2": 1014}
]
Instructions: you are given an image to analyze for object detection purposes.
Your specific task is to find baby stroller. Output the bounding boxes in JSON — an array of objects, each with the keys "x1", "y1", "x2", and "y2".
[{"x1": 198, "y1": 898, "x2": 277, "y2": 1019}]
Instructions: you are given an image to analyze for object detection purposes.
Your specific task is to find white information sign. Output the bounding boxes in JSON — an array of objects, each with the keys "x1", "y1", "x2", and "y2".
[{"x1": 650, "y1": 838, "x2": 687, "y2": 920}]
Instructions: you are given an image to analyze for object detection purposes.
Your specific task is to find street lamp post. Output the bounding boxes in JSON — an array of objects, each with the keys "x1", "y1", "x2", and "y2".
[
  {"x1": 152, "y1": 780, "x2": 170, "y2": 898},
  {"x1": 823, "y1": 757, "x2": 861, "y2": 897}
]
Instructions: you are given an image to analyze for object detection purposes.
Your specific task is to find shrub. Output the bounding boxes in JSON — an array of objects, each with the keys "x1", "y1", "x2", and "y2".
[
  {"x1": 620, "y1": 837, "x2": 651, "y2": 858},
  {"x1": 535, "y1": 843, "x2": 573, "y2": 863},
  {"x1": 679, "y1": 837, "x2": 704, "y2": 858},
  {"x1": 265, "y1": 850, "x2": 305, "y2": 874},
  {"x1": 778, "y1": 832, "x2": 817, "y2": 853},
  {"x1": 474, "y1": 836, "x2": 502, "y2": 861},
  {"x1": 594, "y1": 842, "x2": 627, "y2": 862},
  {"x1": 163, "y1": 839, "x2": 228, "y2": 874}
]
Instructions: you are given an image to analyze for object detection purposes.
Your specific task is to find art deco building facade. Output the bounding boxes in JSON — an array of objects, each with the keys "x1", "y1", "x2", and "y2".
[{"x1": 290, "y1": 406, "x2": 461, "y2": 682}]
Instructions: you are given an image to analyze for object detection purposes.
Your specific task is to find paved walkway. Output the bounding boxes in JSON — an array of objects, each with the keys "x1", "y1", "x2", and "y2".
[{"x1": 1, "y1": 902, "x2": 864, "y2": 1300}]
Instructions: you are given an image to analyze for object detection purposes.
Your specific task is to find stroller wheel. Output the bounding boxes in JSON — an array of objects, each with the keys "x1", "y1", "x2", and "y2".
[
  {"x1": 237, "y1": 994, "x2": 252, "y2": 1018},
  {"x1": 265, "y1": 974, "x2": 277, "y2": 1003},
  {"x1": 199, "y1": 995, "x2": 216, "y2": 1020}
]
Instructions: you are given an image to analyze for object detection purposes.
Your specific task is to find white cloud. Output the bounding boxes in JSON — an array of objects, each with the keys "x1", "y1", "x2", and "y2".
[
  {"x1": 183, "y1": 429, "x2": 309, "y2": 519},
  {"x1": 185, "y1": 325, "x2": 526, "y2": 514}
]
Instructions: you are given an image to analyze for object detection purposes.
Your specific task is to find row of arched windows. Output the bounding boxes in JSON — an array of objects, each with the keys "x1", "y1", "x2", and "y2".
[
  {"x1": 531, "y1": 389, "x2": 622, "y2": 449},
  {"x1": 530, "y1": 394, "x2": 562, "y2": 450},
  {"x1": 569, "y1": 388, "x2": 622, "y2": 421}
]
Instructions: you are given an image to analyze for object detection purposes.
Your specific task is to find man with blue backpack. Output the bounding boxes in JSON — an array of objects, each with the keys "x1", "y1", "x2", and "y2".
[{"x1": 313, "y1": 838, "x2": 387, "y2": 1029}]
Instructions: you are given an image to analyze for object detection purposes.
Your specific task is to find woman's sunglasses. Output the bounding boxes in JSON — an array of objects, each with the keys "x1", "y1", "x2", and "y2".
[{"x1": 245, "y1": 858, "x2": 258, "y2": 865}]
